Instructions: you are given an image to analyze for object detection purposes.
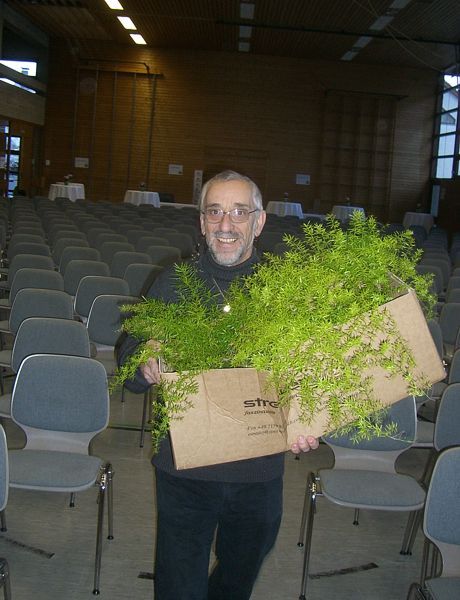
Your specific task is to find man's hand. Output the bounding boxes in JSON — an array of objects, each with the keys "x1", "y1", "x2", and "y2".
[
  {"x1": 140, "y1": 340, "x2": 161, "y2": 385},
  {"x1": 290, "y1": 435, "x2": 320, "y2": 454}
]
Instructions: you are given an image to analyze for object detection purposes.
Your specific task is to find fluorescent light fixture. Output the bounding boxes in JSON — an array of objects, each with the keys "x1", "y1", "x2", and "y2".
[
  {"x1": 239, "y1": 25, "x2": 252, "y2": 38},
  {"x1": 389, "y1": 0, "x2": 411, "y2": 9},
  {"x1": 238, "y1": 41, "x2": 250, "y2": 52},
  {"x1": 105, "y1": 0, "x2": 124, "y2": 9},
  {"x1": 341, "y1": 50, "x2": 358, "y2": 61},
  {"x1": 369, "y1": 15, "x2": 394, "y2": 31},
  {"x1": 117, "y1": 16, "x2": 136, "y2": 30},
  {"x1": 0, "y1": 78, "x2": 36, "y2": 94},
  {"x1": 130, "y1": 33, "x2": 147, "y2": 45},
  {"x1": 240, "y1": 3, "x2": 255, "y2": 20},
  {"x1": 353, "y1": 36, "x2": 372, "y2": 49},
  {"x1": 0, "y1": 60, "x2": 37, "y2": 76}
]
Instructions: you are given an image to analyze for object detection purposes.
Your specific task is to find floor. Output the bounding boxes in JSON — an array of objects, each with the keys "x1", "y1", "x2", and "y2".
[{"x1": 0, "y1": 383, "x2": 429, "y2": 600}]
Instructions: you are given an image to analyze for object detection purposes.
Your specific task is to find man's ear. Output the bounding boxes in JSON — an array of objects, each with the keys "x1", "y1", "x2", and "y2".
[
  {"x1": 254, "y1": 210, "x2": 266, "y2": 237},
  {"x1": 200, "y1": 213, "x2": 206, "y2": 236}
]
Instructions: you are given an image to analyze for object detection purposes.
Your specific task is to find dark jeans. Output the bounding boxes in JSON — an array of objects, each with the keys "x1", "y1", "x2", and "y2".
[{"x1": 154, "y1": 469, "x2": 283, "y2": 600}]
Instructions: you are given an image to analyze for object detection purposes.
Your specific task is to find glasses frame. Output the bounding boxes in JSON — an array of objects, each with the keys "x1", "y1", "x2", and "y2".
[{"x1": 201, "y1": 207, "x2": 260, "y2": 223}]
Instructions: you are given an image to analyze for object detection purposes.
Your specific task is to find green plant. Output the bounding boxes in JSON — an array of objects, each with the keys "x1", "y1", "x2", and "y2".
[{"x1": 116, "y1": 213, "x2": 435, "y2": 448}]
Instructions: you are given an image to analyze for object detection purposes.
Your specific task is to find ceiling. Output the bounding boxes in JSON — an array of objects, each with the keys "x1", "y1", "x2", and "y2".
[{"x1": 5, "y1": 0, "x2": 460, "y2": 73}]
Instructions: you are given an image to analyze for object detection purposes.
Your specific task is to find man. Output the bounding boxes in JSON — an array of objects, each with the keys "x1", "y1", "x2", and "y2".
[{"x1": 118, "y1": 170, "x2": 318, "y2": 600}]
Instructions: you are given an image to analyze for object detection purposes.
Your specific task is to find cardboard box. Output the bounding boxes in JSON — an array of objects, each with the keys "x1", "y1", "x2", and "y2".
[{"x1": 166, "y1": 289, "x2": 445, "y2": 470}]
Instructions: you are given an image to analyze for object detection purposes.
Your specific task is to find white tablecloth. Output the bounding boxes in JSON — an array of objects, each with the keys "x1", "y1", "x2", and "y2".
[
  {"x1": 266, "y1": 201, "x2": 304, "y2": 218},
  {"x1": 160, "y1": 202, "x2": 198, "y2": 210},
  {"x1": 49, "y1": 183, "x2": 85, "y2": 202},
  {"x1": 331, "y1": 205, "x2": 365, "y2": 221},
  {"x1": 124, "y1": 190, "x2": 160, "y2": 207},
  {"x1": 403, "y1": 212, "x2": 434, "y2": 233}
]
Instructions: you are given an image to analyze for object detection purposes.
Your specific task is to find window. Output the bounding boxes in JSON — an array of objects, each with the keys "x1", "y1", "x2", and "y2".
[
  {"x1": 0, "y1": 60, "x2": 37, "y2": 94},
  {"x1": 432, "y1": 74, "x2": 460, "y2": 179},
  {"x1": 1, "y1": 125, "x2": 22, "y2": 198}
]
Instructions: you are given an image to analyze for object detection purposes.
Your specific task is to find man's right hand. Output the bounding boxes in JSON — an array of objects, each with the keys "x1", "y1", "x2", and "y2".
[{"x1": 140, "y1": 357, "x2": 161, "y2": 385}]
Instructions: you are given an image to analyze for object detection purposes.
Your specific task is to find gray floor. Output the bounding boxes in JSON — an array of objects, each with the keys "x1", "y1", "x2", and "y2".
[{"x1": 0, "y1": 384, "x2": 428, "y2": 600}]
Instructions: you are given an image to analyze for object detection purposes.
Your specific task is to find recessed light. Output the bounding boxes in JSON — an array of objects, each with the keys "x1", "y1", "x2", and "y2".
[
  {"x1": 130, "y1": 33, "x2": 147, "y2": 45},
  {"x1": 117, "y1": 16, "x2": 136, "y2": 30},
  {"x1": 341, "y1": 50, "x2": 358, "y2": 61},
  {"x1": 239, "y1": 25, "x2": 252, "y2": 38},
  {"x1": 105, "y1": 0, "x2": 124, "y2": 9},
  {"x1": 353, "y1": 36, "x2": 372, "y2": 49},
  {"x1": 240, "y1": 3, "x2": 255, "y2": 20},
  {"x1": 369, "y1": 15, "x2": 394, "y2": 31}
]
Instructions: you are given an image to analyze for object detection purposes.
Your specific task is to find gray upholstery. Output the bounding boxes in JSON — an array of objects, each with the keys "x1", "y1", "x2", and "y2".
[
  {"x1": 59, "y1": 246, "x2": 101, "y2": 274},
  {"x1": 145, "y1": 244, "x2": 181, "y2": 267},
  {"x1": 0, "y1": 268, "x2": 64, "y2": 313},
  {"x1": 99, "y1": 242, "x2": 134, "y2": 266},
  {"x1": 87, "y1": 294, "x2": 138, "y2": 347},
  {"x1": 74, "y1": 275, "x2": 130, "y2": 319},
  {"x1": 123, "y1": 263, "x2": 163, "y2": 296},
  {"x1": 135, "y1": 235, "x2": 169, "y2": 252},
  {"x1": 7, "y1": 353, "x2": 112, "y2": 594},
  {"x1": 51, "y1": 237, "x2": 89, "y2": 265},
  {"x1": 0, "y1": 254, "x2": 54, "y2": 291},
  {"x1": 438, "y1": 303, "x2": 460, "y2": 360},
  {"x1": 109, "y1": 251, "x2": 151, "y2": 278},
  {"x1": 434, "y1": 383, "x2": 460, "y2": 451},
  {"x1": 63, "y1": 260, "x2": 110, "y2": 295},
  {"x1": 298, "y1": 396, "x2": 425, "y2": 600},
  {"x1": 7, "y1": 288, "x2": 74, "y2": 335}
]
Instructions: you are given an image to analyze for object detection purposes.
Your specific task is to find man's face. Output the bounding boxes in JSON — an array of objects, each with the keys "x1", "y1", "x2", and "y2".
[{"x1": 200, "y1": 180, "x2": 266, "y2": 267}]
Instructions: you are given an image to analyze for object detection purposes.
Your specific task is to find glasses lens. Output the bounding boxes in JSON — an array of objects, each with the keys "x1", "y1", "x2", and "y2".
[{"x1": 204, "y1": 208, "x2": 250, "y2": 223}]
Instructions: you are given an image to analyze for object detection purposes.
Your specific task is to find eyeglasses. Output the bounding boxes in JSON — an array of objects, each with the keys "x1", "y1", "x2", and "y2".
[{"x1": 201, "y1": 207, "x2": 259, "y2": 223}]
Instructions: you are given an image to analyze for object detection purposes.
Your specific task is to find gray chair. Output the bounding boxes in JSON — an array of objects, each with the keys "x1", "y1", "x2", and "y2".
[
  {"x1": 109, "y1": 251, "x2": 151, "y2": 278},
  {"x1": 438, "y1": 302, "x2": 460, "y2": 362},
  {"x1": 406, "y1": 447, "x2": 460, "y2": 600},
  {"x1": 51, "y1": 236, "x2": 89, "y2": 265},
  {"x1": 63, "y1": 260, "x2": 110, "y2": 296},
  {"x1": 0, "y1": 316, "x2": 91, "y2": 418},
  {"x1": 135, "y1": 235, "x2": 169, "y2": 253},
  {"x1": 145, "y1": 245, "x2": 181, "y2": 267},
  {"x1": 0, "y1": 254, "x2": 55, "y2": 294},
  {"x1": 59, "y1": 246, "x2": 101, "y2": 274},
  {"x1": 162, "y1": 232, "x2": 195, "y2": 258},
  {"x1": 0, "y1": 425, "x2": 11, "y2": 600},
  {"x1": 7, "y1": 353, "x2": 113, "y2": 595},
  {"x1": 99, "y1": 242, "x2": 134, "y2": 266},
  {"x1": 74, "y1": 275, "x2": 130, "y2": 321},
  {"x1": 0, "y1": 267, "x2": 64, "y2": 315},
  {"x1": 123, "y1": 263, "x2": 163, "y2": 296},
  {"x1": 297, "y1": 396, "x2": 426, "y2": 600}
]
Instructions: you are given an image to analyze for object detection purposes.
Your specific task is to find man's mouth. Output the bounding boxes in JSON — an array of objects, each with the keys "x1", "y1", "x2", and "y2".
[{"x1": 215, "y1": 235, "x2": 239, "y2": 244}]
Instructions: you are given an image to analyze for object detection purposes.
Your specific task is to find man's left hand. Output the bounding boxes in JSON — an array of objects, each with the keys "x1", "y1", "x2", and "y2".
[{"x1": 290, "y1": 435, "x2": 320, "y2": 454}]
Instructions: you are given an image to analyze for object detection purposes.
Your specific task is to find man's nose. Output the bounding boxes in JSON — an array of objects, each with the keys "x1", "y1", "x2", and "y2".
[{"x1": 219, "y1": 212, "x2": 233, "y2": 230}]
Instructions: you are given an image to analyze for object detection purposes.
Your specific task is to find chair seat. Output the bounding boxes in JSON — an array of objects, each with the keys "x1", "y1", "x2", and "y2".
[
  {"x1": 319, "y1": 469, "x2": 426, "y2": 510},
  {"x1": 414, "y1": 420, "x2": 434, "y2": 447},
  {"x1": 91, "y1": 345, "x2": 116, "y2": 376},
  {"x1": 0, "y1": 393, "x2": 11, "y2": 417},
  {"x1": 0, "y1": 350, "x2": 12, "y2": 368},
  {"x1": 425, "y1": 577, "x2": 460, "y2": 599},
  {"x1": 9, "y1": 450, "x2": 103, "y2": 492}
]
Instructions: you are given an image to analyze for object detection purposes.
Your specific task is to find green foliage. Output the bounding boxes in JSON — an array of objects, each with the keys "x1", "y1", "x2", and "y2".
[{"x1": 116, "y1": 213, "x2": 435, "y2": 449}]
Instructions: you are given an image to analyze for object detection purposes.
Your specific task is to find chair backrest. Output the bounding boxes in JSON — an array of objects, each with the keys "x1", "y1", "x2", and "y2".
[
  {"x1": 11, "y1": 316, "x2": 91, "y2": 372},
  {"x1": 63, "y1": 260, "x2": 110, "y2": 295},
  {"x1": 427, "y1": 318, "x2": 444, "y2": 360},
  {"x1": 93, "y1": 232, "x2": 128, "y2": 249},
  {"x1": 87, "y1": 294, "x2": 138, "y2": 346},
  {"x1": 135, "y1": 235, "x2": 169, "y2": 253},
  {"x1": 423, "y1": 446, "x2": 460, "y2": 577},
  {"x1": 145, "y1": 245, "x2": 181, "y2": 267},
  {"x1": 438, "y1": 302, "x2": 460, "y2": 346},
  {"x1": 323, "y1": 396, "x2": 417, "y2": 473},
  {"x1": 99, "y1": 241, "x2": 134, "y2": 265},
  {"x1": 7, "y1": 242, "x2": 50, "y2": 259},
  {"x1": 109, "y1": 251, "x2": 151, "y2": 278},
  {"x1": 447, "y1": 349, "x2": 460, "y2": 383},
  {"x1": 11, "y1": 354, "x2": 109, "y2": 454},
  {"x1": 163, "y1": 232, "x2": 195, "y2": 258},
  {"x1": 59, "y1": 246, "x2": 101, "y2": 274},
  {"x1": 123, "y1": 263, "x2": 163, "y2": 296},
  {"x1": 74, "y1": 275, "x2": 130, "y2": 318},
  {"x1": 0, "y1": 426, "x2": 8, "y2": 512},
  {"x1": 9, "y1": 268, "x2": 64, "y2": 305},
  {"x1": 434, "y1": 382, "x2": 460, "y2": 451},
  {"x1": 52, "y1": 237, "x2": 89, "y2": 264},
  {"x1": 9, "y1": 288, "x2": 74, "y2": 334},
  {"x1": 6, "y1": 254, "x2": 55, "y2": 284}
]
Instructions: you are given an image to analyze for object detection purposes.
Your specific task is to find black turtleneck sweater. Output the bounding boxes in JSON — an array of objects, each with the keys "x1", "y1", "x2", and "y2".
[{"x1": 117, "y1": 249, "x2": 285, "y2": 483}]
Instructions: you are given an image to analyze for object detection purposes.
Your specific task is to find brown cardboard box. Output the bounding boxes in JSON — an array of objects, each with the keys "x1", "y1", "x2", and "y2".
[{"x1": 166, "y1": 289, "x2": 445, "y2": 469}]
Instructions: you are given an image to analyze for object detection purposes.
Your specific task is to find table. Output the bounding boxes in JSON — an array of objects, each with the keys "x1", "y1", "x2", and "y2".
[
  {"x1": 403, "y1": 212, "x2": 434, "y2": 234},
  {"x1": 123, "y1": 190, "x2": 160, "y2": 207},
  {"x1": 266, "y1": 201, "x2": 304, "y2": 218},
  {"x1": 49, "y1": 183, "x2": 85, "y2": 202},
  {"x1": 331, "y1": 205, "x2": 365, "y2": 221}
]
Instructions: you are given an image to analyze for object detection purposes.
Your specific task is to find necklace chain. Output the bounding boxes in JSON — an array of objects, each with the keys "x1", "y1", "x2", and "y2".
[{"x1": 211, "y1": 277, "x2": 232, "y2": 313}]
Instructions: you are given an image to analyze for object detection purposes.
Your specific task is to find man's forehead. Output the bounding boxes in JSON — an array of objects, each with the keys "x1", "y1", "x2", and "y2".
[{"x1": 205, "y1": 180, "x2": 252, "y2": 205}]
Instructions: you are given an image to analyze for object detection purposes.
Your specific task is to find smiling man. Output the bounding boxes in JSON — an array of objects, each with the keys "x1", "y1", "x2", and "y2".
[{"x1": 117, "y1": 170, "x2": 318, "y2": 600}]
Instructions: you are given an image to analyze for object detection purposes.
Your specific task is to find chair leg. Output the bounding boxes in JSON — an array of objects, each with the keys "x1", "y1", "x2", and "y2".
[
  {"x1": 298, "y1": 472, "x2": 318, "y2": 600},
  {"x1": 139, "y1": 388, "x2": 151, "y2": 448},
  {"x1": 400, "y1": 509, "x2": 423, "y2": 555},
  {"x1": 93, "y1": 462, "x2": 114, "y2": 596},
  {"x1": 0, "y1": 511, "x2": 6, "y2": 532},
  {"x1": 69, "y1": 492, "x2": 76, "y2": 507},
  {"x1": 353, "y1": 508, "x2": 360, "y2": 525},
  {"x1": 0, "y1": 558, "x2": 11, "y2": 600}
]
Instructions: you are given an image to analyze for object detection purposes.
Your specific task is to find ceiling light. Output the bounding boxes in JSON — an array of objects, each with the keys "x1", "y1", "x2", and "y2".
[
  {"x1": 239, "y1": 25, "x2": 252, "y2": 38},
  {"x1": 238, "y1": 41, "x2": 250, "y2": 52},
  {"x1": 369, "y1": 15, "x2": 394, "y2": 31},
  {"x1": 117, "y1": 16, "x2": 136, "y2": 30},
  {"x1": 353, "y1": 36, "x2": 372, "y2": 49},
  {"x1": 130, "y1": 33, "x2": 147, "y2": 45},
  {"x1": 240, "y1": 3, "x2": 255, "y2": 20},
  {"x1": 389, "y1": 0, "x2": 412, "y2": 9},
  {"x1": 341, "y1": 50, "x2": 359, "y2": 61},
  {"x1": 105, "y1": 0, "x2": 124, "y2": 9}
]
